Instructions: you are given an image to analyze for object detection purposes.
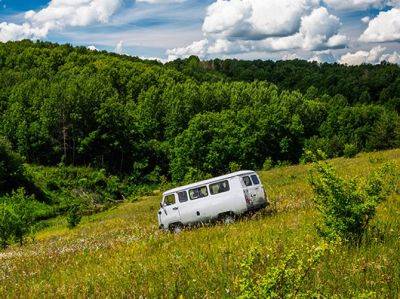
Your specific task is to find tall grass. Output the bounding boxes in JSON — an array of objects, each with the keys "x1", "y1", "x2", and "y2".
[{"x1": 0, "y1": 150, "x2": 399, "y2": 297}]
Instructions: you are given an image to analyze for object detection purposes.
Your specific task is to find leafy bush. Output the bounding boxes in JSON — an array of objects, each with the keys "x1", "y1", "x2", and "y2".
[
  {"x1": 67, "y1": 204, "x2": 82, "y2": 229},
  {"x1": 0, "y1": 188, "x2": 35, "y2": 249},
  {"x1": 262, "y1": 158, "x2": 273, "y2": 171},
  {"x1": 0, "y1": 136, "x2": 25, "y2": 193},
  {"x1": 238, "y1": 243, "x2": 330, "y2": 298},
  {"x1": 309, "y1": 161, "x2": 398, "y2": 243},
  {"x1": 229, "y1": 162, "x2": 242, "y2": 172},
  {"x1": 343, "y1": 143, "x2": 358, "y2": 158}
]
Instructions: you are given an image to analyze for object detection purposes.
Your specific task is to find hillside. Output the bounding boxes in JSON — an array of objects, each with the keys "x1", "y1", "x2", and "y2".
[
  {"x1": 1, "y1": 149, "x2": 399, "y2": 297},
  {"x1": 0, "y1": 41, "x2": 399, "y2": 183}
]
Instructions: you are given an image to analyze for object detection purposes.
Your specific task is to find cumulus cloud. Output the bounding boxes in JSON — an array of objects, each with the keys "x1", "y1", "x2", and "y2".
[
  {"x1": 167, "y1": 1, "x2": 347, "y2": 59},
  {"x1": 308, "y1": 50, "x2": 336, "y2": 63},
  {"x1": 359, "y1": 8, "x2": 400, "y2": 42},
  {"x1": 339, "y1": 46, "x2": 400, "y2": 65},
  {"x1": 115, "y1": 40, "x2": 124, "y2": 54},
  {"x1": 202, "y1": 0, "x2": 319, "y2": 40},
  {"x1": 0, "y1": 0, "x2": 123, "y2": 42},
  {"x1": 87, "y1": 45, "x2": 98, "y2": 51},
  {"x1": 136, "y1": 0, "x2": 186, "y2": 3},
  {"x1": 323, "y1": 0, "x2": 387, "y2": 11}
]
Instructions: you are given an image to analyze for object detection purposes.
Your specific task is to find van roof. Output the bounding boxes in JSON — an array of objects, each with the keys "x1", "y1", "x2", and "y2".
[{"x1": 163, "y1": 170, "x2": 256, "y2": 195}]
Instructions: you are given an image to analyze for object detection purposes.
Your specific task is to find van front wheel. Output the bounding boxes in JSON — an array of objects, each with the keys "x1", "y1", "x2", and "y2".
[
  {"x1": 170, "y1": 223, "x2": 183, "y2": 234},
  {"x1": 220, "y1": 213, "x2": 235, "y2": 225}
]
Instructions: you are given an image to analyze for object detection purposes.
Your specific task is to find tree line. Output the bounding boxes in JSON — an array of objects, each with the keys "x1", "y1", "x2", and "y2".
[{"x1": 0, "y1": 40, "x2": 399, "y2": 183}]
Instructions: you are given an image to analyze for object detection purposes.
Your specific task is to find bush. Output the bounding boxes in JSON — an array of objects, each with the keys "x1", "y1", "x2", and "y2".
[
  {"x1": 238, "y1": 243, "x2": 330, "y2": 298},
  {"x1": 0, "y1": 136, "x2": 25, "y2": 194},
  {"x1": 343, "y1": 143, "x2": 358, "y2": 158},
  {"x1": 309, "y1": 161, "x2": 398, "y2": 243},
  {"x1": 67, "y1": 204, "x2": 82, "y2": 229},
  {"x1": 229, "y1": 162, "x2": 242, "y2": 173},
  {"x1": 262, "y1": 158, "x2": 273, "y2": 171},
  {"x1": 0, "y1": 188, "x2": 35, "y2": 249}
]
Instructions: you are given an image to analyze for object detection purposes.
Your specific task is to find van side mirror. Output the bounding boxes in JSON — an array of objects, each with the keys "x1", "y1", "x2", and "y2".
[{"x1": 160, "y1": 202, "x2": 164, "y2": 208}]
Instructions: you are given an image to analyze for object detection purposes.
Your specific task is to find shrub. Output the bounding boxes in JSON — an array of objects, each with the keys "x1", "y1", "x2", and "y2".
[
  {"x1": 262, "y1": 157, "x2": 273, "y2": 171},
  {"x1": 0, "y1": 188, "x2": 35, "y2": 249},
  {"x1": 238, "y1": 243, "x2": 330, "y2": 298},
  {"x1": 0, "y1": 202, "x2": 15, "y2": 249},
  {"x1": 343, "y1": 143, "x2": 358, "y2": 158},
  {"x1": 0, "y1": 136, "x2": 25, "y2": 194},
  {"x1": 229, "y1": 162, "x2": 242, "y2": 172},
  {"x1": 67, "y1": 204, "x2": 82, "y2": 229},
  {"x1": 309, "y1": 161, "x2": 398, "y2": 243}
]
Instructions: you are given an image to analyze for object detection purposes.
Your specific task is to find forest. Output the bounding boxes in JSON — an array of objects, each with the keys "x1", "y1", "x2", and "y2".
[{"x1": 0, "y1": 40, "x2": 399, "y2": 186}]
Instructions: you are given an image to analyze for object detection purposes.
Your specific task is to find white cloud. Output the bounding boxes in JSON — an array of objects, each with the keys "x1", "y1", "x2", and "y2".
[
  {"x1": 323, "y1": 0, "x2": 386, "y2": 11},
  {"x1": 359, "y1": 8, "x2": 400, "y2": 42},
  {"x1": 136, "y1": 0, "x2": 186, "y2": 3},
  {"x1": 0, "y1": 0, "x2": 123, "y2": 42},
  {"x1": 87, "y1": 45, "x2": 98, "y2": 51},
  {"x1": 339, "y1": 46, "x2": 400, "y2": 65},
  {"x1": 282, "y1": 53, "x2": 300, "y2": 60},
  {"x1": 202, "y1": 0, "x2": 319, "y2": 40},
  {"x1": 361, "y1": 16, "x2": 370, "y2": 23},
  {"x1": 0, "y1": 22, "x2": 48, "y2": 42},
  {"x1": 308, "y1": 50, "x2": 336, "y2": 63},
  {"x1": 167, "y1": 2, "x2": 347, "y2": 59},
  {"x1": 115, "y1": 40, "x2": 124, "y2": 54},
  {"x1": 381, "y1": 51, "x2": 400, "y2": 64}
]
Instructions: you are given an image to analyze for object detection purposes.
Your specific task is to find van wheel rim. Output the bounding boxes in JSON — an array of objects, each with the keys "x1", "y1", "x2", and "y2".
[
  {"x1": 224, "y1": 216, "x2": 234, "y2": 224},
  {"x1": 173, "y1": 226, "x2": 182, "y2": 234}
]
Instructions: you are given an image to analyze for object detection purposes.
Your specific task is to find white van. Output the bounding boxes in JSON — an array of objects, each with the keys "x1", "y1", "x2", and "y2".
[{"x1": 158, "y1": 171, "x2": 268, "y2": 232}]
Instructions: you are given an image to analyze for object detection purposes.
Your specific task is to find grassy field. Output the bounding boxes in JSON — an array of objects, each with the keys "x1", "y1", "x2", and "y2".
[{"x1": 1, "y1": 150, "x2": 399, "y2": 298}]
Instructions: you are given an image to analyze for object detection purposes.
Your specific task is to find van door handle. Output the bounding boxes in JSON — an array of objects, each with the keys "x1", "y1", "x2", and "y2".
[{"x1": 173, "y1": 207, "x2": 178, "y2": 210}]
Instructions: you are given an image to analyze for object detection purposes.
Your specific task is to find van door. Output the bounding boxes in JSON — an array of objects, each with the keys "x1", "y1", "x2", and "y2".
[
  {"x1": 241, "y1": 174, "x2": 265, "y2": 207},
  {"x1": 179, "y1": 186, "x2": 209, "y2": 224},
  {"x1": 160, "y1": 194, "x2": 181, "y2": 228}
]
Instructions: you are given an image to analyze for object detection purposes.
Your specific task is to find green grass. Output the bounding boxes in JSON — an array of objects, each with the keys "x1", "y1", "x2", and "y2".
[{"x1": 1, "y1": 150, "x2": 399, "y2": 297}]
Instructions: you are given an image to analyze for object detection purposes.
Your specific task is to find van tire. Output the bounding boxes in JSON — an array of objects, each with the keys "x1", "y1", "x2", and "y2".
[
  {"x1": 170, "y1": 223, "x2": 183, "y2": 234},
  {"x1": 220, "y1": 213, "x2": 235, "y2": 225}
]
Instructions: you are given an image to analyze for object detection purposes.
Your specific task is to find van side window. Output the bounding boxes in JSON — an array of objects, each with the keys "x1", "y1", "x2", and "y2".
[
  {"x1": 210, "y1": 180, "x2": 230, "y2": 195},
  {"x1": 189, "y1": 186, "x2": 208, "y2": 200},
  {"x1": 242, "y1": 176, "x2": 252, "y2": 187},
  {"x1": 178, "y1": 191, "x2": 188, "y2": 203},
  {"x1": 251, "y1": 175, "x2": 260, "y2": 185},
  {"x1": 164, "y1": 194, "x2": 176, "y2": 206}
]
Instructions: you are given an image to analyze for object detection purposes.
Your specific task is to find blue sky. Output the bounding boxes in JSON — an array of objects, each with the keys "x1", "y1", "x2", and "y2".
[{"x1": 0, "y1": 0, "x2": 399, "y2": 64}]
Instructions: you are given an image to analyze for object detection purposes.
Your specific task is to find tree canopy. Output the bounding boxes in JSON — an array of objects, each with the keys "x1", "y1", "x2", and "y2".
[{"x1": 0, "y1": 40, "x2": 399, "y2": 183}]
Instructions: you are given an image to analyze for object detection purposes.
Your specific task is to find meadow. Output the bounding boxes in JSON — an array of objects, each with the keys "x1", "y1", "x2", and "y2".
[{"x1": 0, "y1": 149, "x2": 399, "y2": 298}]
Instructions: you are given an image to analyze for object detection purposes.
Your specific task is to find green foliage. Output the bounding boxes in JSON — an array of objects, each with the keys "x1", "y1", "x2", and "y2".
[
  {"x1": 0, "y1": 41, "x2": 398, "y2": 185},
  {"x1": 262, "y1": 157, "x2": 273, "y2": 171},
  {"x1": 0, "y1": 136, "x2": 25, "y2": 193},
  {"x1": 238, "y1": 243, "x2": 331, "y2": 298},
  {"x1": 67, "y1": 204, "x2": 82, "y2": 229},
  {"x1": 343, "y1": 143, "x2": 358, "y2": 158},
  {"x1": 309, "y1": 161, "x2": 398, "y2": 242},
  {"x1": 0, "y1": 188, "x2": 35, "y2": 249}
]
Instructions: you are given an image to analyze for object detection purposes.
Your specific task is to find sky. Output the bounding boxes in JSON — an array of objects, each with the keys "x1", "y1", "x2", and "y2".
[{"x1": 0, "y1": 0, "x2": 399, "y2": 64}]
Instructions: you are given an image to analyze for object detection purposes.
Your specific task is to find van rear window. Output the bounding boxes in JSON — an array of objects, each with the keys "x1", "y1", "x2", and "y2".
[
  {"x1": 210, "y1": 180, "x2": 230, "y2": 195},
  {"x1": 189, "y1": 186, "x2": 208, "y2": 200},
  {"x1": 251, "y1": 175, "x2": 260, "y2": 185},
  {"x1": 242, "y1": 176, "x2": 252, "y2": 187}
]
